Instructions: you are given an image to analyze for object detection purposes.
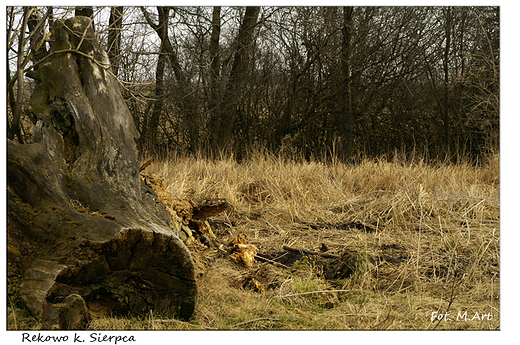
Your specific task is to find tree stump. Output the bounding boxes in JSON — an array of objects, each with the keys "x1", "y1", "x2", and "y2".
[{"x1": 7, "y1": 16, "x2": 197, "y2": 329}]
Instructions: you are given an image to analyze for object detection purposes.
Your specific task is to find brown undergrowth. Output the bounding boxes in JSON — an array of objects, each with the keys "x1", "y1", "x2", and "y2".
[{"x1": 8, "y1": 152, "x2": 499, "y2": 330}]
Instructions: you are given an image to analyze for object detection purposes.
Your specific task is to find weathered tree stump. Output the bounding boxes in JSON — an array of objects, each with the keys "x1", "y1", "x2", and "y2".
[{"x1": 7, "y1": 16, "x2": 197, "y2": 329}]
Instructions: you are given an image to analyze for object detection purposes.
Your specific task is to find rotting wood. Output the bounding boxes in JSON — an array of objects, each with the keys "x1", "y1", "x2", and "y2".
[
  {"x1": 229, "y1": 234, "x2": 258, "y2": 268},
  {"x1": 8, "y1": 16, "x2": 197, "y2": 329},
  {"x1": 140, "y1": 157, "x2": 154, "y2": 171},
  {"x1": 139, "y1": 172, "x2": 229, "y2": 245},
  {"x1": 282, "y1": 245, "x2": 340, "y2": 259}
]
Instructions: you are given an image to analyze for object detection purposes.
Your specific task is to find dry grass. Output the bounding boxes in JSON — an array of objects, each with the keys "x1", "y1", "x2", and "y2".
[{"x1": 8, "y1": 152, "x2": 500, "y2": 330}]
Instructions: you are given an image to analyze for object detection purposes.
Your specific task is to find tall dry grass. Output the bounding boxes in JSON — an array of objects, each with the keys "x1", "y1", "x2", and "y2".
[
  {"x1": 8, "y1": 151, "x2": 499, "y2": 330},
  {"x1": 132, "y1": 151, "x2": 499, "y2": 330}
]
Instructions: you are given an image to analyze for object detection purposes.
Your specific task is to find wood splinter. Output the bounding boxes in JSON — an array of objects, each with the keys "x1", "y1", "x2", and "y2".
[{"x1": 140, "y1": 158, "x2": 154, "y2": 171}]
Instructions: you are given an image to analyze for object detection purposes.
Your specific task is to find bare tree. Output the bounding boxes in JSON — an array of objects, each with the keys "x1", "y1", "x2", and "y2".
[
  {"x1": 7, "y1": 7, "x2": 30, "y2": 142},
  {"x1": 107, "y1": 6, "x2": 123, "y2": 76},
  {"x1": 210, "y1": 6, "x2": 261, "y2": 153},
  {"x1": 6, "y1": 6, "x2": 499, "y2": 161},
  {"x1": 442, "y1": 7, "x2": 453, "y2": 155},
  {"x1": 139, "y1": 7, "x2": 173, "y2": 151},
  {"x1": 208, "y1": 6, "x2": 222, "y2": 131},
  {"x1": 341, "y1": 6, "x2": 354, "y2": 159}
]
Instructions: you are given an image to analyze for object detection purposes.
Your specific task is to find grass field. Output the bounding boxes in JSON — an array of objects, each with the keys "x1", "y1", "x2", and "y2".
[{"x1": 8, "y1": 152, "x2": 500, "y2": 330}]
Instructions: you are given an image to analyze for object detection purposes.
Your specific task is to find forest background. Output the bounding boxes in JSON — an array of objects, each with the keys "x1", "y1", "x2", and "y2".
[{"x1": 6, "y1": 5, "x2": 499, "y2": 163}]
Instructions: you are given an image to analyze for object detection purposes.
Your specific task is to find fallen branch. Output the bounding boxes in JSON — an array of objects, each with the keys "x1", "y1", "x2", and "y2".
[
  {"x1": 255, "y1": 254, "x2": 290, "y2": 268},
  {"x1": 282, "y1": 245, "x2": 339, "y2": 259}
]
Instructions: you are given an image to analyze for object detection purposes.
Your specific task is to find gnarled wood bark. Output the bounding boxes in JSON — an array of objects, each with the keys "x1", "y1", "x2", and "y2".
[{"x1": 7, "y1": 16, "x2": 197, "y2": 329}]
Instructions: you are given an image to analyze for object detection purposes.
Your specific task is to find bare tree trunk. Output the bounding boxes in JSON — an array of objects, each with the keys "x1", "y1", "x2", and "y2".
[
  {"x1": 442, "y1": 7, "x2": 452, "y2": 158},
  {"x1": 208, "y1": 6, "x2": 222, "y2": 145},
  {"x1": 107, "y1": 6, "x2": 123, "y2": 76},
  {"x1": 8, "y1": 17, "x2": 197, "y2": 329},
  {"x1": 213, "y1": 6, "x2": 260, "y2": 152},
  {"x1": 142, "y1": 7, "x2": 186, "y2": 85},
  {"x1": 141, "y1": 7, "x2": 200, "y2": 153},
  {"x1": 146, "y1": 35, "x2": 167, "y2": 150},
  {"x1": 139, "y1": 7, "x2": 171, "y2": 152},
  {"x1": 8, "y1": 7, "x2": 31, "y2": 143},
  {"x1": 341, "y1": 6, "x2": 354, "y2": 159}
]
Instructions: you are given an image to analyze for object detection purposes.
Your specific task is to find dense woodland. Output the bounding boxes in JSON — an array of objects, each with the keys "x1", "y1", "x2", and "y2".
[{"x1": 7, "y1": 6, "x2": 499, "y2": 162}]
